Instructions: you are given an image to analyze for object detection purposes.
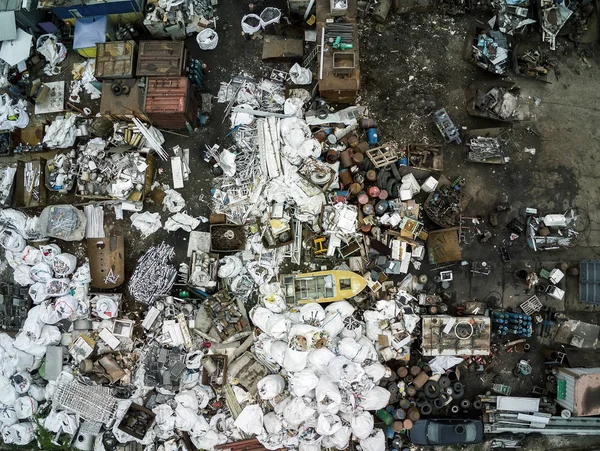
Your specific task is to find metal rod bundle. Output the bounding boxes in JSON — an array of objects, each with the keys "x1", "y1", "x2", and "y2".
[{"x1": 128, "y1": 242, "x2": 178, "y2": 304}]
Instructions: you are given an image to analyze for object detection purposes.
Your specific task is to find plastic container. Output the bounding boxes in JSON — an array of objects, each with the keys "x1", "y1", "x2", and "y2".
[{"x1": 367, "y1": 128, "x2": 379, "y2": 145}]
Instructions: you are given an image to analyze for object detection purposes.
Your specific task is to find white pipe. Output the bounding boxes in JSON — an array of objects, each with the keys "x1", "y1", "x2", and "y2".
[{"x1": 304, "y1": 0, "x2": 316, "y2": 20}]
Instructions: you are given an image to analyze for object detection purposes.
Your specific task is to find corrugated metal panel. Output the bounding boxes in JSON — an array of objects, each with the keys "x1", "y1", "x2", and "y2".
[
  {"x1": 0, "y1": 11, "x2": 16, "y2": 41},
  {"x1": 558, "y1": 367, "x2": 600, "y2": 416},
  {"x1": 580, "y1": 261, "x2": 600, "y2": 305},
  {"x1": 556, "y1": 371, "x2": 576, "y2": 412},
  {"x1": 137, "y1": 41, "x2": 185, "y2": 77}
]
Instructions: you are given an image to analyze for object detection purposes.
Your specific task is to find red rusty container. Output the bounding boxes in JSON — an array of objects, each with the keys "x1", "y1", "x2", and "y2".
[
  {"x1": 368, "y1": 186, "x2": 380, "y2": 198},
  {"x1": 144, "y1": 77, "x2": 197, "y2": 129}
]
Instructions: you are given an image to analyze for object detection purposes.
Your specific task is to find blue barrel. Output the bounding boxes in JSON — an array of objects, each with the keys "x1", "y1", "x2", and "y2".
[
  {"x1": 398, "y1": 157, "x2": 408, "y2": 166},
  {"x1": 385, "y1": 426, "x2": 395, "y2": 439},
  {"x1": 393, "y1": 409, "x2": 406, "y2": 420},
  {"x1": 366, "y1": 127, "x2": 379, "y2": 145}
]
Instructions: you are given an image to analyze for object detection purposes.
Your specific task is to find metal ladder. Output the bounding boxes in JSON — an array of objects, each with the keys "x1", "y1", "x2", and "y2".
[{"x1": 303, "y1": 45, "x2": 319, "y2": 67}]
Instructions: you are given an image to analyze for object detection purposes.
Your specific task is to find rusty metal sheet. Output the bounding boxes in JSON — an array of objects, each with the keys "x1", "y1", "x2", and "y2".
[{"x1": 88, "y1": 237, "x2": 125, "y2": 289}]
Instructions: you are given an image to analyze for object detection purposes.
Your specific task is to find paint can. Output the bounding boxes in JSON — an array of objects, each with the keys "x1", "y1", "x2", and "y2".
[
  {"x1": 368, "y1": 186, "x2": 380, "y2": 198},
  {"x1": 326, "y1": 149, "x2": 339, "y2": 163},
  {"x1": 366, "y1": 170, "x2": 377, "y2": 182},
  {"x1": 379, "y1": 189, "x2": 389, "y2": 200},
  {"x1": 360, "y1": 117, "x2": 378, "y2": 129},
  {"x1": 358, "y1": 192, "x2": 369, "y2": 205},
  {"x1": 339, "y1": 169, "x2": 353, "y2": 186},
  {"x1": 352, "y1": 152, "x2": 364, "y2": 165},
  {"x1": 340, "y1": 149, "x2": 353, "y2": 167},
  {"x1": 362, "y1": 203, "x2": 374, "y2": 215},
  {"x1": 375, "y1": 200, "x2": 389, "y2": 216}
]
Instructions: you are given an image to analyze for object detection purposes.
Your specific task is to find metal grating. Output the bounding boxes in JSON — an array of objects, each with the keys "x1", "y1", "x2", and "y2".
[{"x1": 580, "y1": 261, "x2": 600, "y2": 305}]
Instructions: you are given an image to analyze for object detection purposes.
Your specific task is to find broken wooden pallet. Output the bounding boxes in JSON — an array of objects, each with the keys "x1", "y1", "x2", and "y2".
[{"x1": 366, "y1": 142, "x2": 399, "y2": 168}]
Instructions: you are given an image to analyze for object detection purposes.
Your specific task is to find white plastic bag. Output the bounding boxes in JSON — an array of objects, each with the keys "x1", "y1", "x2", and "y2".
[
  {"x1": 358, "y1": 387, "x2": 390, "y2": 411},
  {"x1": 322, "y1": 311, "x2": 344, "y2": 338},
  {"x1": 283, "y1": 347, "x2": 308, "y2": 372},
  {"x1": 40, "y1": 244, "x2": 61, "y2": 264},
  {"x1": 28, "y1": 385, "x2": 46, "y2": 402},
  {"x1": 13, "y1": 265, "x2": 34, "y2": 286},
  {"x1": 283, "y1": 397, "x2": 316, "y2": 426},
  {"x1": 234, "y1": 404, "x2": 263, "y2": 436},
  {"x1": 45, "y1": 279, "x2": 70, "y2": 297},
  {"x1": 265, "y1": 314, "x2": 290, "y2": 340},
  {"x1": 360, "y1": 428, "x2": 386, "y2": 451},
  {"x1": 241, "y1": 14, "x2": 261, "y2": 34},
  {"x1": 300, "y1": 303, "x2": 325, "y2": 326},
  {"x1": 19, "y1": 246, "x2": 42, "y2": 265},
  {"x1": 325, "y1": 300, "x2": 355, "y2": 319},
  {"x1": 2, "y1": 421, "x2": 34, "y2": 444},
  {"x1": 197, "y1": 29, "x2": 219, "y2": 50},
  {"x1": 11, "y1": 372, "x2": 31, "y2": 395},
  {"x1": 28, "y1": 282, "x2": 49, "y2": 304},
  {"x1": 316, "y1": 413, "x2": 342, "y2": 436},
  {"x1": 43, "y1": 410, "x2": 77, "y2": 434},
  {"x1": 1, "y1": 231, "x2": 25, "y2": 253},
  {"x1": 257, "y1": 375, "x2": 286, "y2": 400},
  {"x1": 260, "y1": 7, "x2": 282, "y2": 27},
  {"x1": 350, "y1": 411, "x2": 374, "y2": 439},
  {"x1": 315, "y1": 377, "x2": 341, "y2": 415},
  {"x1": 175, "y1": 403, "x2": 198, "y2": 432},
  {"x1": 327, "y1": 356, "x2": 364, "y2": 384},
  {"x1": 14, "y1": 396, "x2": 37, "y2": 418},
  {"x1": 364, "y1": 362, "x2": 387, "y2": 384},
  {"x1": 251, "y1": 307, "x2": 273, "y2": 333},
  {"x1": 289, "y1": 369, "x2": 319, "y2": 397},
  {"x1": 289, "y1": 63, "x2": 312, "y2": 85},
  {"x1": 29, "y1": 262, "x2": 53, "y2": 282},
  {"x1": 307, "y1": 348, "x2": 336, "y2": 376},
  {"x1": 0, "y1": 376, "x2": 17, "y2": 406},
  {"x1": 93, "y1": 296, "x2": 118, "y2": 319},
  {"x1": 270, "y1": 341, "x2": 287, "y2": 366},
  {"x1": 0, "y1": 404, "x2": 17, "y2": 426},
  {"x1": 322, "y1": 425, "x2": 351, "y2": 449},
  {"x1": 263, "y1": 412, "x2": 283, "y2": 434},
  {"x1": 52, "y1": 253, "x2": 77, "y2": 276}
]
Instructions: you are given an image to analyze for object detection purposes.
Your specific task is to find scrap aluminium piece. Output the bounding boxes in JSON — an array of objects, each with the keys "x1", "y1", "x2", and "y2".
[
  {"x1": 127, "y1": 242, "x2": 178, "y2": 304},
  {"x1": 468, "y1": 81, "x2": 523, "y2": 122},
  {"x1": 512, "y1": 43, "x2": 554, "y2": 82},
  {"x1": 540, "y1": 0, "x2": 574, "y2": 49},
  {"x1": 496, "y1": 0, "x2": 537, "y2": 36},
  {"x1": 470, "y1": 28, "x2": 510, "y2": 75},
  {"x1": 433, "y1": 109, "x2": 461, "y2": 144},
  {"x1": 424, "y1": 175, "x2": 470, "y2": 228},
  {"x1": 464, "y1": 128, "x2": 511, "y2": 164}
]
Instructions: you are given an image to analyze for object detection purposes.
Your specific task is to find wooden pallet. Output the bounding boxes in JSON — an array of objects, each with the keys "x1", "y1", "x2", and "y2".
[{"x1": 366, "y1": 142, "x2": 399, "y2": 168}]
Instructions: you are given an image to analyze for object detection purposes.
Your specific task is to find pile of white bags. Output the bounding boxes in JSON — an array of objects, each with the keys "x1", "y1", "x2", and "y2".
[{"x1": 245, "y1": 301, "x2": 389, "y2": 450}]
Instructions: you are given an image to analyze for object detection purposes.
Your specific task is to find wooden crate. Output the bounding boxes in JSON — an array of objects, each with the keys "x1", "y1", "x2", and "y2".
[
  {"x1": 95, "y1": 41, "x2": 137, "y2": 79},
  {"x1": 137, "y1": 41, "x2": 186, "y2": 77}
]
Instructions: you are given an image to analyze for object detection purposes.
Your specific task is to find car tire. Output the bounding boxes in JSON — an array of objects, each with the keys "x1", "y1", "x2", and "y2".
[
  {"x1": 451, "y1": 382, "x2": 464, "y2": 399},
  {"x1": 424, "y1": 381, "x2": 440, "y2": 399},
  {"x1": 439, "y1": 375, "x2": 451, "y2": 389},
  {"x1": 460, "y1": 399, "x2": 471, "y2": 409},
  {"x1": 433, "y1": 397, "x2": 444, "y2": 409},
  {"x1": 473, "y1": 400, "x2": 483, "y2": 410},
  {"x1": 450, "y1": 405, "x2": 460, "y2": 414},
  {"x1": 420, "y1": 402, "x2": 433, "y2": 416}
]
